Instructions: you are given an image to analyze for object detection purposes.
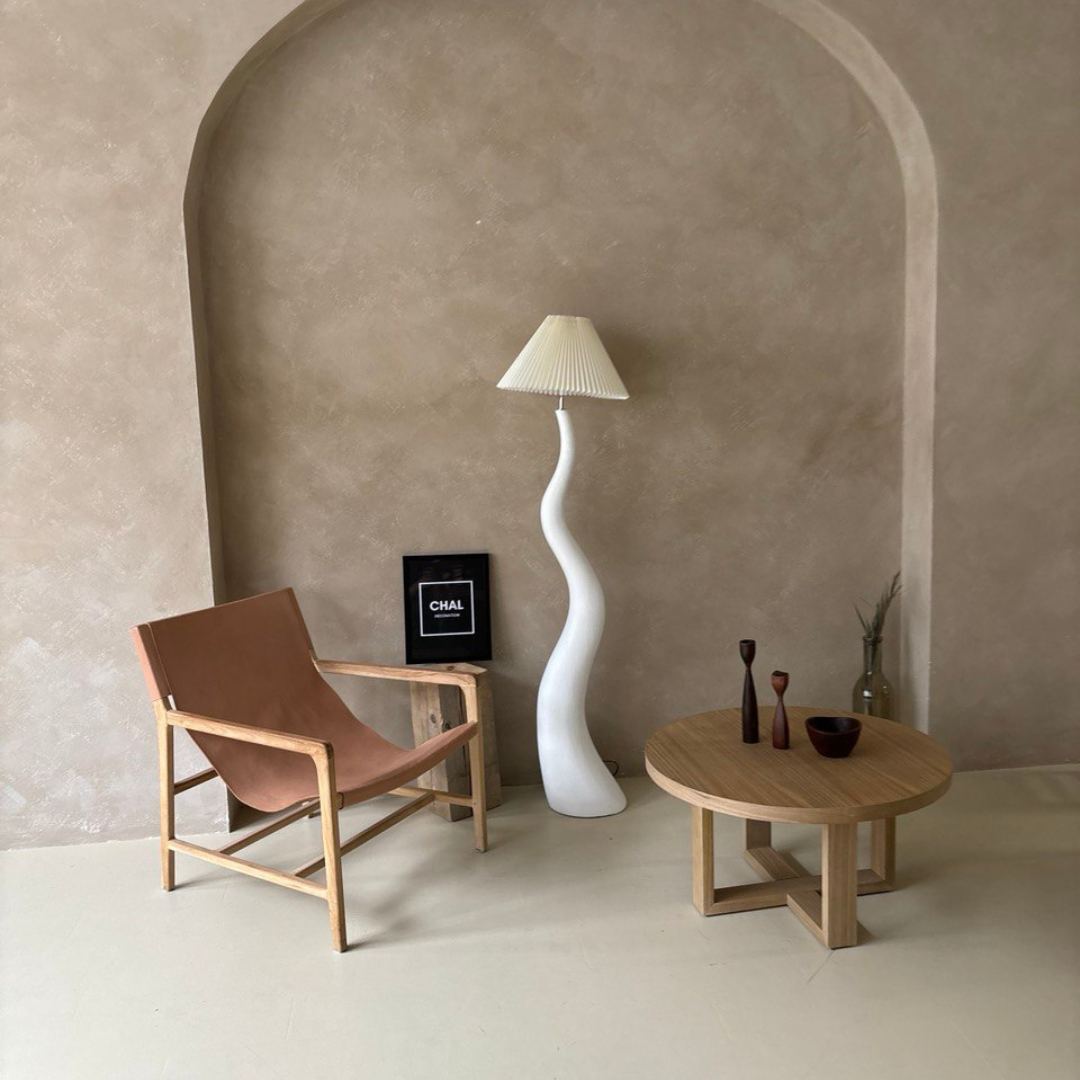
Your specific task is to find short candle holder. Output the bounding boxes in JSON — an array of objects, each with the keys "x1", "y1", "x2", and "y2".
[{"x1": 771, "y1": 671, "x2": 790, "y2": 749}]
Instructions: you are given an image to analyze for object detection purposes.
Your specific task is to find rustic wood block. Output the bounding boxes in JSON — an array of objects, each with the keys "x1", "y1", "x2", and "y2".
[{"x1": 409, "y1": 666, "x2": 501, "y2": 821}]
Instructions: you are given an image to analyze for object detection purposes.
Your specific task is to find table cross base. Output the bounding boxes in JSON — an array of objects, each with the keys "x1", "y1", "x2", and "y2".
[{"x1": 692, "y1": 812, "x2": 896, "y2": 949}]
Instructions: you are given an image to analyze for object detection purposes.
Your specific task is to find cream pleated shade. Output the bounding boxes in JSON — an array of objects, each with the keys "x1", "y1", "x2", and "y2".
[{"x1": 497, "y1": 316, "x2": 629, "y2": 400}]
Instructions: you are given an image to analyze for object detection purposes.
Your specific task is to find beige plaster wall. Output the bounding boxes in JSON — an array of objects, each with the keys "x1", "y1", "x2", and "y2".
[
  {"x1": 3, "y1": 0, "x2": 1076, "y2": 848},
  {"x1": 830, "y1": 0, "x2": 1080, "y2": 767},
  {"x1": 198, "y1": 0, "x2": 906, "y2": 785},
  {"x1": 0, "y1": 0, "x2": 304, "y2": 848}
]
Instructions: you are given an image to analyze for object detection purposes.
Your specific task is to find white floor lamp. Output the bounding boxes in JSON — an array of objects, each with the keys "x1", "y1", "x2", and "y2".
[{"x1": 498, "y1": 315, "x2": 628, "y2": 818}]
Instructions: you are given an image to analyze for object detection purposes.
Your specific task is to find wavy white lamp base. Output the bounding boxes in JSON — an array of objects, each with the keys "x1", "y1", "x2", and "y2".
[{"x1": 536, "y1": 407, "x2": 627, "y2": 818}]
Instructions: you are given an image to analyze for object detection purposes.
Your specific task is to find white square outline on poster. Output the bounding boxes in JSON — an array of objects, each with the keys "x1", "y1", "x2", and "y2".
[{"x1": 418, "y1": 580, "x2": 476, "y2": 637}]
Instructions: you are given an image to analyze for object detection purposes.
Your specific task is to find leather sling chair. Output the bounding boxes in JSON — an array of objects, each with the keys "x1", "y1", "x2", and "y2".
[{"x1": 131, "y1": 587, "x2": 488, "y2": 951}]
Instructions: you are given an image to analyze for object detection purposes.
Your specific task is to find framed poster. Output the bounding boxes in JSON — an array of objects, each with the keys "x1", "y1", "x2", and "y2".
[{"x1": 402, "y1": 553, "x2": 492, "y2": 664}]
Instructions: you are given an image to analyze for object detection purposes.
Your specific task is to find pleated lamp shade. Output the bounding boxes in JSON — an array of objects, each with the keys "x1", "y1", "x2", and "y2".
[{"x1": 497, "y1": 316, "x2": 629, "y2": 400}]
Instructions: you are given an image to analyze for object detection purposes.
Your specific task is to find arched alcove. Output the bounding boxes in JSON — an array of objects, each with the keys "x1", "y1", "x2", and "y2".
[{"x1": 185, "y1": 0, "x2": 937, "y2": 783}]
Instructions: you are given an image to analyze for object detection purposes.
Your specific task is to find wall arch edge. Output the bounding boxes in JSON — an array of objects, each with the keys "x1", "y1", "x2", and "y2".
[{"x1": 184, "y1": 0, "x2": 938, "y2": 732}]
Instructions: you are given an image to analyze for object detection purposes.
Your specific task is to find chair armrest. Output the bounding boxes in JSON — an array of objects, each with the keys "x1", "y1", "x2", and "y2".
[
  {"x1": 313, "y1": 657, "x2": 482, "y2": 689},
  {"x1": 166, "y1": 709, "x2": 331, "y2": 760}
]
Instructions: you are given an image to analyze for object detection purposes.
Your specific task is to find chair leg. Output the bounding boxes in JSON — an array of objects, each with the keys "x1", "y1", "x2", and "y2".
[
  {"x1": 315, "y1": 750, "x2": 347, "y2": 952},
  {"x1": 464, "y1": 686, "x2": 488, "y2": 852},
  {"x1": 154, "y1": 701, "x2": 175, "y2": 891}
]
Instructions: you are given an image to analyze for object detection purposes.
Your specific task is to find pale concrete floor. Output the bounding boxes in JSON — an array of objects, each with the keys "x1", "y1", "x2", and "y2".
[{"x1": 1, "y1": 770, "x2": 1077, "y2": 1080}]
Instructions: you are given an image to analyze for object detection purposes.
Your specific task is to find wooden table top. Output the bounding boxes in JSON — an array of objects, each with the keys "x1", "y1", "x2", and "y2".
[{"x1": 645, "y1": 707, "x2": 952, "y2": 824}]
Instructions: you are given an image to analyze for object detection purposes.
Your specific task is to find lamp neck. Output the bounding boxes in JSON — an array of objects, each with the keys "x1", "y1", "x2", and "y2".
[{"x1": 558, "y1": 394, "x2": 565, "y2": 411}]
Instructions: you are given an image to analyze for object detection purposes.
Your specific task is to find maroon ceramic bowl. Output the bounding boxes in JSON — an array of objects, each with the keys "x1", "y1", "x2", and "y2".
[{"x1": 805, "y1": 716, "x2": 862, "y2": 758}]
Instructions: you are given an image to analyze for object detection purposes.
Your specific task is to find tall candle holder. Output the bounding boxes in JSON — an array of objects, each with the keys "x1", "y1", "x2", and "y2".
[{"x1": 739, "y1": 639, "x2": 758, "y2": 744}]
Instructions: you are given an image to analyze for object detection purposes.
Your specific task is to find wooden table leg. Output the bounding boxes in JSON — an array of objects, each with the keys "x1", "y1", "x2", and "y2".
[
  {"x1": 744, "y1": 819, "x2": 771, "y2": 850},
  {"x1": 743, "y1": 817, "x2": 811, "y2": 881},
  {"x1": 786, "y1": 822, "x2": 861, "y2": 948},
  {"x1": 870, "y1": 817, "x2": 896, "y2": 887},
  {"x1": 822, "y1": 822, "x2": 858, "y2": 948},
  {"x1": 691, "y1": 806, "x2": 714, "y2": 915}
]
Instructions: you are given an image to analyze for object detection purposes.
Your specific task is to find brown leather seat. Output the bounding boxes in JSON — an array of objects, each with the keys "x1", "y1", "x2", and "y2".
[{"x1": 132, "y1": 588, "x2": 475, "y2": 813}]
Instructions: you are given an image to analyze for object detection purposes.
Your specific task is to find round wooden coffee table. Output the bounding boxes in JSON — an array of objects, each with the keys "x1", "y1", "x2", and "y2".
[{"x1": 645, "y1": 707, "x2": 952, "y2": 948}]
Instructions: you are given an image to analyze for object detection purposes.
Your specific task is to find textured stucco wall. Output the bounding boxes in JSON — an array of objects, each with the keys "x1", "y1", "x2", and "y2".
[
  {"x1": 3, "y1": 0, "x2": 1076, "y2": 848},
  {"x1": 0, "y1": 0, "x2": 303, "y2": 848},
  {"x1": 198, "y1": 0, "x2": 906, "y2": 785},
  {"x1": 829, "y1": 0, "x2": 1080, "y2": 767}
]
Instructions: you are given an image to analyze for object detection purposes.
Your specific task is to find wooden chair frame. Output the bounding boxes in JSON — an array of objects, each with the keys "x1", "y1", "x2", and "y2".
[{"x1": 154, "y1": 655, "x2": 488, "y2": 952}]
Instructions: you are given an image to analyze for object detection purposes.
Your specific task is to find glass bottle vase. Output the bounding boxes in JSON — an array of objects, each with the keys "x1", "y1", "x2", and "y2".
[{"x1": 852, "y1": 636, "x2": 893, "y2": 720}]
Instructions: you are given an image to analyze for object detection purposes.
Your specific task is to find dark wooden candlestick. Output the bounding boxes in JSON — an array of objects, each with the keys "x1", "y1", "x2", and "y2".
[
  {"x1": 771, "y1": 670, "x2": 790, "y2": 749},
  {"x1": 739, "y1": 639, "x2": 758, "y2": 743}
]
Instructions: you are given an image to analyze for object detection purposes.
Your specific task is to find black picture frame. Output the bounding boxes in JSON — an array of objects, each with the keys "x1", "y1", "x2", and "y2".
[{"x1": 402, "y1": 553, "x2": 492, "y2": 665}]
